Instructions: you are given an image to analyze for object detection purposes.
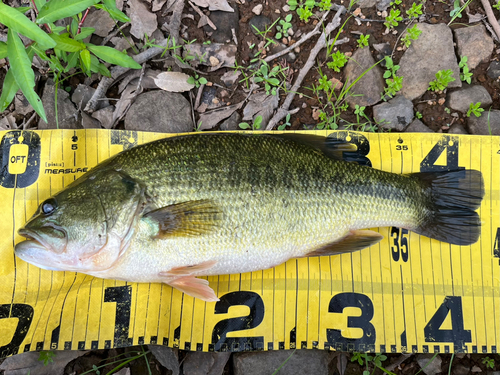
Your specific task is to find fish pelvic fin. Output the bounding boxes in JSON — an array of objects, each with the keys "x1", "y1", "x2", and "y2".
[
  {"x1": 412, "y1": 169, "x2": 484, "y2": 245},
  {"x1": 305, "y1": 229, "x2": 383, "y2": 257},
  {"x1": 166, "y1": 276, "x2": 219, "y2": 302},
  {"x1": 162, "y1": 260, "x2": 218, "y2": 277},
  {"x1": 144, "y1": 199, "x2": 221, "y2": 238}
]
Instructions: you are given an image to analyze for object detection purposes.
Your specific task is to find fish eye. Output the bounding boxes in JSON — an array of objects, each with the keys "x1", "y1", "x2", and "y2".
[{"x1": 41, "y1": 198, "x2": 57, "y2": 215}]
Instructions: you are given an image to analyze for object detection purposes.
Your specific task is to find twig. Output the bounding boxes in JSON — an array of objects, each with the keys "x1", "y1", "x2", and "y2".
[
  {"x1": 188, "y1": 1, "x2": 216, "y2": 30},
  {"x1": 231, "y1": 28, "x2": 238, "y2": 45},
  {"x1": 84, "y1": 0, "x2": 186, "y2": 113},
  {"x1": 77, "y1": 8, "x2": 91, "y2": 35},
  {"x1": 479, "y1": 0, "x2": 500, "y2": 41},
  {"x1": 482, "y1": 18, "x2": 500, "y2": 43},
  {"x1": 194, "y1": 83, "x2": 205, "y2": 110},
  {"x1": 266, "y1": 7, "x2": 345, "y2": 130}
]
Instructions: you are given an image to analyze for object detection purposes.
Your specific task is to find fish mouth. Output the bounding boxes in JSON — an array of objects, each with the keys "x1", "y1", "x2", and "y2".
[
  {"x1": 17, "y1": 228, "x2": 50, "y2": 251},
  {"x1": 15, "y1": 229, "x2": 68, "y2": 271}
]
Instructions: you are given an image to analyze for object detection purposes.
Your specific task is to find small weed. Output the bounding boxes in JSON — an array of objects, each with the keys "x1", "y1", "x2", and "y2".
[
  {"x1": 416, "y1": 111, "x2": 423, "y2": 119},
  {"x1": 428, "y1": 69, "x2": 455, "y2": 91},
  {"x1": 459, "y1": 56, "x2": 473, "y2": 84},
  {"x1": 354, "y1": 104, "x2": 366, "y2": 123},
  {"x1": 239, "y1": 115, "x2": 263, "y2": 130},
  {"x1": 253, "y1": 61, "x2": 286, "y2": 95},
  {"x1": 38, "y1": 350, "x2": 56, "y2": 366},
  {"x1": 384, "y1": 8, "x2": 403, "y2": 30},
  {"x1": 351, "y1": 352, "x2": 395, "y2": 375},
  {"x1": 187, "y1": 73, "x2": 208, "y2": 88},
  {"x1": 288, "y1": 0, "x2": 298, "y2": 10},
  {"x1": 327, "y1": 50, "x2": 348, "y2": 72},
  {"x1": 482, "y1": 356, "x2": 495, "y2": 369},
  {"x1": 276, "y1": 14, "x2": 293, "y2": 40},
  {"x1": 319, "y1": 0, "x2": 333, "y2": 11},
  {"x1": 406, "y1": 2, "x2": 423, "y2": 18},
  {"x1": 297, "y1": 5, "x2": 313, "y2": 22},
  {"x1": 494, "y1": 0, "x2": 500, "y2": 9},
  {"x1": 401, "y1": 24, "x2": 422, "y2": 47},
  {"x1": 357, "y1": 34, "x2": 370, "y2": 48},
  {"x1": 390, "y1": 0, "x2": 402, "y2": 6},
  {"x1": 278, "y1": 113, "x2": 292, "y2": 130},
  {"x1": 467, "y1": 102, "x2": 484, "y2": 118},
  {"x1": 383, "y1": 56, "x2": 403, "y2": 99}
]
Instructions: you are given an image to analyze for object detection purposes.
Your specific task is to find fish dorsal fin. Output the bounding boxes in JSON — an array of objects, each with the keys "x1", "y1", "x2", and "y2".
[
  {"x1": 269, "y1": 134, "x2": 357, "y2": 161},
  {"x1": 305, "y1": 229, "x2": 383, "y2": 257},
  {"x1": 143, "y1": 200, "x2": 221, "y2": 238}
]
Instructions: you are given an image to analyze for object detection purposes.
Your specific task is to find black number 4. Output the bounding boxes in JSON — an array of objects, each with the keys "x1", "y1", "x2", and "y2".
[{"x1": 391, "y1": 227, "x2": 409, "y2": 262}]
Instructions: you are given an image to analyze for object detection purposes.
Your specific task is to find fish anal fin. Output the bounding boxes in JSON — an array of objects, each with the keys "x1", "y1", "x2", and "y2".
[
  {"x1": 306, "y1": 230, "x2": 383, "y2": 257},
  {"x1": 166, "y1": 276, "x2": 219, "y2": 302},
  {"x1": 160, "y1": 260, "x2": 217, "y2": 277},
  {"x1": 144, "y1": 199, "x2": 221, "y2": 238}
]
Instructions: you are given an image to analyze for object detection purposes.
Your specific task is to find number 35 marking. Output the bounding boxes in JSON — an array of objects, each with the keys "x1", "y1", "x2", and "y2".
[{"x1": 391, "y1": 227, "x2": 409, "y2": 262}]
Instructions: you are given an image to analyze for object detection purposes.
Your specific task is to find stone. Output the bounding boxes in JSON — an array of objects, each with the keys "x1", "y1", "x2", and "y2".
[
  {"x1": 71, "y1": 84, "x2": 108, "y2": 110},
  {"x1": 92, "y1": 105, "x2": 115, "y2": 129},
  {"x1": 219, "y1": 111, "x2": 241, "y2": 130},
  {"x1": 344, "y1": 47, "x2": 385, "y2": 108},
  {"x1": 447, "y1": 85, "x2": 492, "y2": 114},
  {"x1": 356, "y1": 0, "x2": 377, "y2": 8},
  {"x1": 38, "y1": 80, "x2": 80, "y2": 129},
  {"x1": 82, "y1": 8, "x2": 115, "y2": 37},
  {"x1": 252, "y1": 4, "x2": 263, "y2": 15},
  {"x1": 448, "y1": 123, "x2": 468, "y2": 134},
  {"x1": 183, "y1": 352, "x2": 231, "y2": 375},
  {"x1": 454, "y1": 25, "x2": 494, "y2": 69},
  {"x1": 416, "y1": 354, "x2": 442, "y2": 375},
  {"x1": 233, "y1": 350, "x2": 330, "y2": 375},
  {"x1": 468, "y1": 109, "x2": 500, "y2": 135},
  {"x1": 221, "y1": 70, "x2": 241, "y2": 87},
  {"x1": 376, "y1": 0, "x2": 392, "y2": 11},
  {"x1": 269, "y1": 42, "x2": 296, "y2": 63},
  {"x1": 405, "y1": 119, "x2": 433, "y2": 132},
  {"x1": 451, "y1": 364, "x2": 470, "y2": 375},
  {"x1": 249, "y1": 15, "x2": 272, "y2": 35},
  {"x1": 487, "y1": 60, "x2": 500, "y2": 79},
  {"x1": 399, "y1": 23, "x2": 461, "y2": 100},
  {"x1": 149, "y1": 346, "x2": 179, "y2": 375},
  {"x1": 124, "y1": 91, "x2": 193, "y2": 133},
  {"x1": 373, "y1": 95, "x2": 414, "y2": 131},
  {"x1": 206, "y1": 2, "x2": 239, "y2": 43},
  {"x1": 81, "y1": 111, "x2": 101, "y2": 128}
]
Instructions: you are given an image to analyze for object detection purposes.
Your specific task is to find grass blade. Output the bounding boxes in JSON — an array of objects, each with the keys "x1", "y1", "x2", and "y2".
[
  {"x1": 0, "y1": 2, "x2": 55, "y2": 49},
  {"x1": 0, "y1": 69, "x2": 20, "y2": 112},
  {"x1": 7, "y1": 28, "x2": 47, "y2": 122},
  {"x1": 37, "y1": 0, "x2": 99, "y2": 24},
  {"x1": 87, "y1": 44, "x2": 141, "y2": 69}
]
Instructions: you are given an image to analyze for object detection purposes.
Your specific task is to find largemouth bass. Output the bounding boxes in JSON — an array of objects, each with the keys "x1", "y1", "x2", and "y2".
[{"x1": 15, "y1": 133, "x2": 484, "y2": 301}]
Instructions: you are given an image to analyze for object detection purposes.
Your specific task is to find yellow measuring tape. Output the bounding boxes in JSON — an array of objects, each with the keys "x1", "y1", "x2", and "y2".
[{"x1": 0, "y1": 129, "x2": 499, "y2": 357}]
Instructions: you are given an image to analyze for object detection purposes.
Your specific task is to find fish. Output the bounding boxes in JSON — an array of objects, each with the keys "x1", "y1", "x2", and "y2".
[{"x1": 14, "y1": 133, "x2": 484, "y2": 301}]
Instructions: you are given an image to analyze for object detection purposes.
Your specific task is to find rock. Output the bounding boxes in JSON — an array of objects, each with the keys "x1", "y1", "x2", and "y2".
[
  {"x1": 454, "y1": 25, "x2": 494, "y2": 69},
  {"x1": 487, "y1": 60, "x2": 500, "y2": 79},
  {"x1": 127, "y1": 0, "x2": 157, "y2": 39},
  {"x1": 14, "y1": 93, "x2": 33, "y2": 116},
  {"x1": 452, "y1": 364, "x2": 470, "y2": 375},
  {"x1": 219, "y1": 111, "x2": 241, "y2": 130},
  {"x1": 92, "y1": 105, "x2": 115, "y2": 129},
  {"x1": 183, "y1": 352, "x2": 231, "y2": 375},
  {"x1": 207, "y1": 2, "x2": 239, "y2": 43},
  {"x1": 183, "y1": 43, "x2": 237, "y2": 70},
  {"x1": 0, "y1": 114, "x2": 16, "y2": 130},
  {"x1": 82, "y1": 8, "x2": 115, "y2": 37},
  {"x1": 416, "y1": 354, "x2": 442, "y2": 375},
  {"x1": 376, "y1": 0, "x2": 392, "y2": 11},
  {"x1": 373, "y1": 42, "x2": 392, "y2": 56},
  {"x1": 356, "y1": 0, "x2": 377, "y2": 7},
  {"x1": 269, "y1": 42, "x2": 296, "y2": 63},
  {"x1": 252, "y1": 4, "x2": 263, "y2": 15},
  {"x1": 249, "y1": 15, "x2": 272, "y2": 35},
  {"x1": 149, "y1": 346, "x2": 179, "y2": 375},
  {"x1": 233, "y1": 350, "x2": 330, "y2": 375},
  {"x1": 399, "y1": 23, "x2": 461, "y2": 100},
  {"x1": 373, "y1": 95, "x2": 414, "y2": 131},
  {"x1": 71, "y1": 84, "x2": 108, "y2": 110},
  {"x1": 468, "y1": 109, "x2": 500, "y2": 135},
  {"x1": 81, "y1": 111, "x2": 101, "y2": 128},
  {"x1": 221, "y1": 70, "x2": 241, "y2": 87},
  {"x1": 448, "y1": 123, "x2": 468, "y2": 134},
  {"x1": 344, "y1": 47, "x2": 385, "y2": 108},
  {"x1": 124, "y1": 91, "x2": 193, "y2": 133},
  {"x1": 38, "y1": 80, "x2": 80, "y2": 129},
  {"x1": 447, "y1": 85, "x2": 492, "y2": 114},
  {"x1": 405, "y1": 118, "x2": 433, "y2": 132}
]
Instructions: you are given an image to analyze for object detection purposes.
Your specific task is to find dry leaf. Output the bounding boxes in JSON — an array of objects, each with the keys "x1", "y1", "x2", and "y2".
[
  {"x1": 154, "y1": 72, "x2": 195, "y2": 92},
  {"x1": 197, "y1": 102, "x2": 243, "y2": 130},
  {"x1": 190, "y1": 0, "x2": 233, "y2": 12},
  {"x1": 0, "y1": 351, "x2": 88, "y2": 375},
  {"x1": 127, "y1": 0, "x2": 157, "y2": 39},
  {"x1": 113, "y1": 82, "x2": 143, "y2": 125},
  {"x1": 242, "y1": 92, "x2": 279, "y2": 125},
  {"x1": 183, "y1": 43, "x2": 236, "y2": 71},
  {"x1": 152, "y1": 0, "x2": 168, "y2": 12}
]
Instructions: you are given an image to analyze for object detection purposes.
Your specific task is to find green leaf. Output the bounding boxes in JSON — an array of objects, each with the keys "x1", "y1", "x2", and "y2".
[
  {"x1": 238, "y1": 123, "x2": 250, "y2": 129},
  {"x1": 64, "y1": 51, "x2": 79, "y2": 72},
  {"x1": 34, "y1": 0, "x2": 47, "y2": 11},
  {"x1": 0, "y1": 69, "x2": 20, "y2": 112},
  {"x1": 16, "y1": 6, "x2": 32, "y2": 14},
  {"x1": 49, "y1": 33, "x2": 85, "y2": 52},
  {"x1": 268, "y1": 78, "x2": 280, "y2": 86},
  {"x1": 187, "y1": 76, "x2": 195, "y2": 84},
  {"x1": 80, "y1": 49, "x2": 91, "y2": 75},
  {"x1": 0, "y1": 3, "x2": 56, "y2": 49},
  {"x1": 286, "y1": 14, "x2": 293, "y2": 22},
  {"x1": 97, "y1": 63, "x2": 111, "y2": 77},
  {"x1": 199, "y1": 77, "x2": 208, "y2": 84},
  {"x1": 86, "y1": 44, "x2": 141, "y2": 69},
  {"x1": 37, "y1": 0, "x2": 99, "y2": 24},
  {"x1": 275, "y1": 32, "x2": 282, "y2": 39},
  {"x1": 7, "y1": 29, "x2": 46, "y2": 122},
  {"x1": 74, "y1": 27, "x2": 95, "y2": 40},
  {"x1": 0, "y1": 42, "x2": 7, "y2": 59},
  {"x1": 100, "y1": 0, "x2": 131, "y2": 22}
]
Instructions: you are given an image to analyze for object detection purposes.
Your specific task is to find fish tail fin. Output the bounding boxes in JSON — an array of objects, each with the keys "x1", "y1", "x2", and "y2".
[{"x1": 411, "y1": 169, "x2": 484, "y2": 245}]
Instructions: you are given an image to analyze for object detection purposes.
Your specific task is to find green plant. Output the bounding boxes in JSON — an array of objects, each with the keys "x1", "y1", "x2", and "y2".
[
  {"x1": 327, "y1": 50, "x2": 348, "y2": 72},
  {"x1": 448, "y1": 0, "x2": 474, "y2": 24},
  {"x1": 383, "y1": 56, "x2": 403, "y2": 99},
  {"x1": 459, "y1": 56, "x2": 472, "y2": 84},
  {"x1": 38, "y1": 350, "x2": 56, "y2": 366},
  {"x1": 428, "y1": 69, "x2": 455, "y2": 91},
  {"x1": 494, "y1": 0, "x2": 500, "y2": 9},
  {"x1": 297, "y1": 5, "x2": 313, "y2": 22},
  {"x1": 416, "y1": 111, "x2": 422, "y2": 119},
  {"x1": 253, "y1": 61, "x2": 285, "y2": 95},
  {"x1": 319, "y1": 0, "x2": 333, "y2": 11},
  {"x1": 354, "y1": 104, "x2": 366, "y2": 123},
  {"x1": 351, "y1": 352, "x2": 395, "y2": 375},
  {"x1": 276, "y1": 14, "x2": 293, "y2": 40},
  {"x1": 239, "y1": 115, "x2": 263, "y2": 130},
  {"x1": 357, "y1": 34, "x2": 370, "y2": 48},
  {"x1": 467, "y1": 102, "x2": 484, "y2": 117},
  {"x1": 288, "y1": 0, "x2": 298, "y2": 10},
  {"x1": 187, "y1": 73, "x2": 208, "y2": 88},
  {"x1": 401, "y1": 24, "x2": 422, "y2": 47},
  {"x1": 278, "y1": 113, "x2": 292, "y2": 130},
  {"x1": 384, "y1": 8, "x2": 403, "y2": 29},
  {"x1": 482, "y1": 356, "x2": 495, "y2": 369},
  {"x1": 0, "y1": 1, "x2": 140, "y2": 124},
  {"x1": 390, "y1": 0, "x2": 402, "y2": 6},
  {"x1": 81, "y1": 346, "x2": 152, "y2": 375},
  {"x1": 406, "y1": 2, "x2": 423, "y2": 18}
]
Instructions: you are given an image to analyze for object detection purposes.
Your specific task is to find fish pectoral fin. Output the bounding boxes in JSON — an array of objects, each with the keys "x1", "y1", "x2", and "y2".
[
  {"x1": 305, "y1": 229, "x2": 383, "y2": 257},
  {"x1": 166, "y1": 276, "x2": 219, "y2": 302},
  {"x1": 143, "y1": 199, "x2": 221, "y2": 238},
  {"x1": 160, "y1": 260, "x2": 218, "y2": 277}
]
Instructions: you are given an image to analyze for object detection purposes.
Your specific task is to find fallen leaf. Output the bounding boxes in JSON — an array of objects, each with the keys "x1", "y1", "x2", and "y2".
[
  {"x1": 152, "y1": 0, "x2": 168, "y2": 12},
  {"x1": 154, "y1": 72, "x2": 195, "y2": 92},
  {"x1": 0, "y1": 350, "x2": 87, "y2": 375},
  {"x1": 127, "y1": 0, "x2": 157, "y2": 39},
  {"x1": 0, "y1": 114, "x2": 16, "y2": 130},
  {"x1": 243, "y1": 91, "x2": 279, "y2": 127},
  {"x1": 197, "y1": 102, "x2": 243, "y2": 130},
  {"x1": 183, "y1": 43, "x2": 236, "y2": 71},
  {"x1": 113, "y1": 82, "x2": 143, "y2": 125},
  {"x1": 190, "y1": 0, "x2": 234, "y2": 11}
]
